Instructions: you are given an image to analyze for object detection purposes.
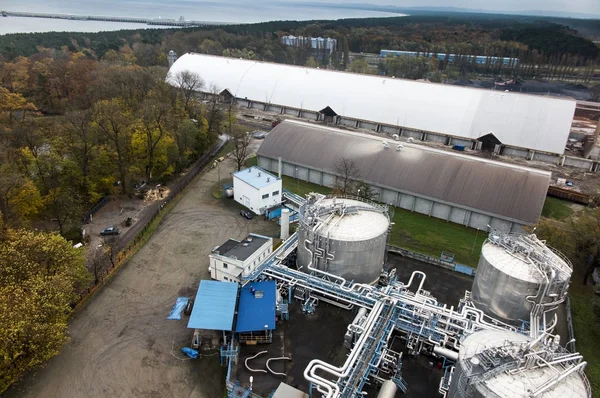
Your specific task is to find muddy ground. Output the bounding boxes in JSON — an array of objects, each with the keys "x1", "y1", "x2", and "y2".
[{"x1": 5, "y1": 143, "x2": 278, "y2": 398}]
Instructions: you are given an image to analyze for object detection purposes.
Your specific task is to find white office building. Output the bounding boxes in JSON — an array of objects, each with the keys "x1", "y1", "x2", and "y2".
[
  {"x1": 233, "y1": 166, "x2": 282, "y2": 215},
  {"x1": 209, "y1": 234, "x2": 273, "y2": 283}
]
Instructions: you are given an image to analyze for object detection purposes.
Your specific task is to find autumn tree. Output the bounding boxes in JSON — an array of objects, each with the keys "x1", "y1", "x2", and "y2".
[
  {"x1": 342, "y1": 36, "x2": 350, "y2": 69},
  {"x1": 348, "y1": 58, "x2": 371, "y2": 74},
  {"x1": 305, "y1": 56, "x2": 319, "y2": 68},
  {"x1": 93, "y1": 99, "x2": 134, "y2": 194},
  {"x1": 136, "y1": 90, "x2": 174, "y2": 182},
  {"x1": 205, "y1": 85, "x2": 224, "y2": 139},
  {"x1": 0, "y1": 158, "x2": 42, "y2": 226},
  {"x1": 535, "y1": 208, "x2": 600, "y2": 284},
  {"x1": 171, "y1": 70, "x2": 204, "y2": 117},
  {"x1": 333, "y1": 157, "x2": 361, "y2": 195},
  {"x1": 62, "y1": 109, "x2": 98, "y2": 203},
  {"x1": 102, "y1": 235, "x2": 120, "y2": 268},
  {"x1": 231, "y1": 129, "x2": 251, "y2": 172},
  {"x1": 0, "y1": 229, "x2": 90, "y2": 392},
  {"x1": 0, "y1": 87, "x2": 37, "y2": 127},
  {"x1": 385, "y1": 56, "x2": 431, "y2": 80}
]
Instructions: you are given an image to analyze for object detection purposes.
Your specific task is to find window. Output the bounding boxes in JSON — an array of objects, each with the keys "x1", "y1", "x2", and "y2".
[
  {"x1": 224, "y1": 276, "x2": 228, "y2": 281},
  {"x1": 262, "y1": 193, "x2": 269, "y2": 199},
  {"x1": 223, "y1": 264, "x2": 228, "y2": 269},
  {"x1": 272, "y1": 190, "x2": 279, "y2": 196}
]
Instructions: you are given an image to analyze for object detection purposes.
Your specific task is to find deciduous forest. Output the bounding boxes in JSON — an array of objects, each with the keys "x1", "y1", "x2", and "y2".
[{"x1": 0, "y1": 45, "x2": 225, "y2": 392}]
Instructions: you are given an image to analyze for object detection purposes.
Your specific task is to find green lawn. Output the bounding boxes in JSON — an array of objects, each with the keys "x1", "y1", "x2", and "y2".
[
  {"x1": 389, "y1": 207, "x2": 485, "y2": 267},
  {"x1": 569, "y1": 277, "x2": 600, "y2": 396},
  {"x1": 279, "y1": 176, "x2": 484, "y2": 267},
  {"x1": 281, "y1": 175, "x2": 331, "y2": 197},
  {"x1": 542, "y1": 197, "x2": 574, "y2": 220},
  {"x1": 244, "y1": 155, "x2": 258, "y2": 168},
  {"x1": 215, "y1": 140, "x2": 234, "y2": 159}
]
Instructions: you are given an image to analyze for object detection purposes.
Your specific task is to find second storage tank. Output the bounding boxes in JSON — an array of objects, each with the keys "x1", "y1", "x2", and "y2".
[
  {"x1": 297, "y1": 195, "x2": 390, "y2": 284},
  {"x1": 448, "y1": 329, "x2": 590, "y2": 398},
  {"x1": 471, "y1": 232, "x2": 572, "y2": 326}
]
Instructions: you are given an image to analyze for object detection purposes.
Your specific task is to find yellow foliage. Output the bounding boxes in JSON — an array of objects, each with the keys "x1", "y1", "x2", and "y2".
[
  {"x1": 0, "y1": 229, "x2": 90, "y2": 393},
  {"x1": 8, "y1": 180, "x2": 43, "y2": 220}
]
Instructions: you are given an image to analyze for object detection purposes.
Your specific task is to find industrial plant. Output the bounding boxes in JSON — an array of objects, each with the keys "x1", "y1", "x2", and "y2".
[
  {"x1": 164, "y1": 52, "x2": 591, "y2": 397},
  {"x1": 184, "y1": 191, "x2": 590, "y2": 398}
]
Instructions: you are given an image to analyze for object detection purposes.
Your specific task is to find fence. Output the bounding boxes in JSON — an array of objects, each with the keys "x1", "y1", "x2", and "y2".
[
  {"x1": 83, "y1": 195, "x2": 110, "y2": 223},
  {"x1": 386, "y1": 244, "x2": 476, "y2": 276},
  {"x1": 73, "y1": 139, "x2": 226, "y2": 306}
]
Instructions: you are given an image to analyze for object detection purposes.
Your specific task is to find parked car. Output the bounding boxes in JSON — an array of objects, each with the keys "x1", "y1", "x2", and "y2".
[
  {"x1": 251, "y1": 130, "x2": 268, "y2": 139},
  {"x1": 100, "y1": 226, "x2": 120, "y2": 236},
  {"x1": 240, "y1": 210, "x2": 253, "y2": 220}
]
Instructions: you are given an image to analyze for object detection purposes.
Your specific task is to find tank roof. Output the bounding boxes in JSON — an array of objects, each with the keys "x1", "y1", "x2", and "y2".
[
  {"x1": 458, "y1": 330, "x2": 590, "y2": 398},
  {"x1": 481, "y1": 366, "x2": 589, "y2": 397},
  {"x1": 304, "y1": 197, "x2": 389, "y2": 241},
  {"x1": 482, "y1": 232, "x2": 572, "y2": 283}
]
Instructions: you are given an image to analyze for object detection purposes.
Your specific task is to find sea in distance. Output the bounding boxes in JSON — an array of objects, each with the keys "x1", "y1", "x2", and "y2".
[{"x1": 0, "y1": 0, "x2": 404, "y2": 35}]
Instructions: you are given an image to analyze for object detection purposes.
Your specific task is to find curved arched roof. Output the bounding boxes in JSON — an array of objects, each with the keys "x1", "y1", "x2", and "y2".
[
  {"x1": 257, "y1": 120, "x2": 550, "y2": 224},
  {"x1": 167, "y1": 53, "x2": 576, "y2": 155}
]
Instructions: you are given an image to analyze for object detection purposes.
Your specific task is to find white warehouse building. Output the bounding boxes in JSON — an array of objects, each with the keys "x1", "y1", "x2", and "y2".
[
  {"x1": 233, "y1": 166, "x2": 282, "y2": 215},
  {"x1": 209, "y1": 233, "x2": 273, "y2": 283},
  {"x1": 167, "y1": 53, "x2": 577, "y2": 158},
  {"x1": 257, "y1": 120, "x2": 551, "y2": 232}
]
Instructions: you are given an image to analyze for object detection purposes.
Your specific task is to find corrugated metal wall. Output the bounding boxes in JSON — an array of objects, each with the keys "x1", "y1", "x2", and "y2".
[{"x1": 258, "y1": 155, "x2": 523, "y2": 233}]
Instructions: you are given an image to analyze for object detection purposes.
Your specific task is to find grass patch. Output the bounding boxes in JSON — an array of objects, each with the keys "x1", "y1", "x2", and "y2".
[
  {"x1": 215, "y1": 140, "x2": 234, "y2": 159},
  {"x1": 280, "y1": 177, "x2": 484, "y2": 267},
  {"x1": 389, "y1": 207, "x2": 485, "y2": 267},
  {"x1": 244, "y1": 155, "x2": 257, "y2": 168},
  {"x1": 542, "y1": 197, "x2": 574, "y2": 220},
  {"x1": 281, "y1": 176, "x2": 331, "y2": 197},
  {"x1": 569, "y1": 280, "x2": 600, "y2": 396}
]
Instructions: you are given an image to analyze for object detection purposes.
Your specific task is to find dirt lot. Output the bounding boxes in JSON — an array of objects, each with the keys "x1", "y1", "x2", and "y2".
[{"x1": 6, "y1": 144, "x2": 278, "y2": 398}]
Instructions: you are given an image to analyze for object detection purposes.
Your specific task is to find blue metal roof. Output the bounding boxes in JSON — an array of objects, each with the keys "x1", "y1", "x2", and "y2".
[
  {"x1": 233, "y1": 166, "x2": 280, "y2": 190},
  {"x1": 188, "y1": 280, "x2": 238, "y2": 331},
  {"x1": 235, "y1": 280, "x2": 277, "y2": 333}
]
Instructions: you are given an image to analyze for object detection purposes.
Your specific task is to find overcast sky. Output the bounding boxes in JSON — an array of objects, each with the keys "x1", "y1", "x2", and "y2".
[{"x1": 301, "y1": 0, "x2": 600, "y2": 16}]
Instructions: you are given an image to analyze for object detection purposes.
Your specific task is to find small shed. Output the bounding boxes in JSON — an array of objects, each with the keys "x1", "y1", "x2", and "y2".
[{"x1": 235, "y1": 281, "x2": 277, "y2": 344}]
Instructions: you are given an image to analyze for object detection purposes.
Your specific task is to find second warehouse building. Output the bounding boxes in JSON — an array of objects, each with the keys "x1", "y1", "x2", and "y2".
[{"x1": 257, "y1": 120, "x2": 551, "y2": 232}]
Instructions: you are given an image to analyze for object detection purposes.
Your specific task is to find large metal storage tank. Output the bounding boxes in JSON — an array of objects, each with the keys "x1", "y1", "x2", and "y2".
[
  {"x1": 471, "y1": 232, "x2": 572, "y2": 326},
  {"x1": 297, "y1": 195, "x2": 390, "y2": 285},
  {"x1": 448, "y1": 330, "x2": 590, "y2": 398}
]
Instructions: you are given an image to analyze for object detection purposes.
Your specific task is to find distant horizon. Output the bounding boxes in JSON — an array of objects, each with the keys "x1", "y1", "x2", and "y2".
[
  {"x1": 279, "y1": 0, "x2": 600, "y2": 18},
  {"x1": 2, "y1": 0, "x2": 600, "y2": 19},
  {"x1": 283, "y1": 2, "x2": 600, "y2": 20}
]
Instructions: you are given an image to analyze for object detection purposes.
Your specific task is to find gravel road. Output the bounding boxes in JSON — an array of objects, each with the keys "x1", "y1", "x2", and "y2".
[{"x1": 6, "y1": 150, "x2": 278, "y2": 398}]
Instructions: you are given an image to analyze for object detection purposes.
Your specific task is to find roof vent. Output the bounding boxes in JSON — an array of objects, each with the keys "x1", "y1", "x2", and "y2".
[
  {"x1": 267, "y1": 177, "x2": 270, "y2": 182},
  {"x1": 382, "y1": 141, "x2": 389, "y2": 148},
  {"x1": 392, "y1": 134, "x2": 399, "y2": 141},
  {"x1": 407, "y1": 137, "x2": 415, "y2": 143},
  {"x1": 248, "y1": 168, "x2": 251, "y2": 172},
  {"x1": 243, "y1": 243, "x2": 249, "y2": 247},
  {"x1": 258, "y1": 172, "x2": 261, "y2": 177},
  {"x1": 396, "y1": 144, "x2": 403, "y2": 151},
  {"x1": 247, "y1": 237, "x2": 253, "y2": 242}
]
